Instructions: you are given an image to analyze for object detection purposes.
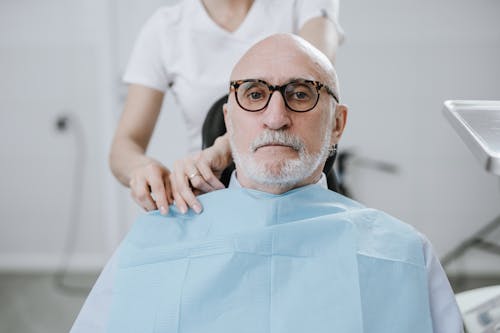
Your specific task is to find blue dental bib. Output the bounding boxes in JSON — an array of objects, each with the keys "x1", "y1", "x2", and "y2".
[{"x1": 107, "y1": 185, "x2": 432, "y2": 332}]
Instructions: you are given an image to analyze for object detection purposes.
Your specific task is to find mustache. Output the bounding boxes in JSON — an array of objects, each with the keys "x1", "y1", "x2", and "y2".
[{"x1": 250, "y1": 130, "x2": 305, "y2": 152}]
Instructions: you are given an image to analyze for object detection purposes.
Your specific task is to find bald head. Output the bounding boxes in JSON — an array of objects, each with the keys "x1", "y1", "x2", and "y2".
[
  {"x1": 231, "y1": 34, "x2": 339, "y2": 98},
  {"x1": 223, "y1": 33, "x2": 348, "y2": 194}
]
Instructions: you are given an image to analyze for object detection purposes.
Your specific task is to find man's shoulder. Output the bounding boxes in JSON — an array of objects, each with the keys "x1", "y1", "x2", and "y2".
[
  {"x1": 126, "y1": 187, "x2": 425, "y2": 266},
  {"x1": 122, "y1": 188, "x2": 262, "y2": 248},
  {"x1": 350, "y1": 208, "x2": 426, "y2": 268},
  {"x1": 350, "y1": 208, "x2": 419, "y2": 236}
]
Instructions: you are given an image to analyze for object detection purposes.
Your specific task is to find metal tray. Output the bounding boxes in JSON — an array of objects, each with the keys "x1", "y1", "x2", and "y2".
[{"x1": 443, "y1": 100, "x2": 500, "y2": 175}]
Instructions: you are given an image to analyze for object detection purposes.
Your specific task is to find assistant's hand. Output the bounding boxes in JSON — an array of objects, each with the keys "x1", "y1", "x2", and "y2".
[
  {"x1": 128, "y1": 159, "x2": 173, "y2": 215},
  {"x1": 170, "y1": 135, "x2": 232, "y2": 214}
]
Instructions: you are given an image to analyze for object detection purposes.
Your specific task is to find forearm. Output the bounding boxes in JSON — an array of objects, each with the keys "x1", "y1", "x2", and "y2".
[
  {"x1": 299, "y1": 16, "x2": 340, "y2": 64},
  {"x1": 110, "y1": 84, "x2": 165, "y2": 187}
]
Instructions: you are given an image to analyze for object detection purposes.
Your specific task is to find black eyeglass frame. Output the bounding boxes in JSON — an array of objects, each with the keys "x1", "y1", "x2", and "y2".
[{"x1": 230, "y1": 79, "x2": 339, "y2": 113}]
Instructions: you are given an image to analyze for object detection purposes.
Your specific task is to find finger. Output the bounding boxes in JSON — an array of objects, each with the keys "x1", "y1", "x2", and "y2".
[
  {"x1": 132, "y1": 179, "x2": 157, "y2": 211},
  {"x1": 170, "y1": 171, "x2": 189, "y2": 214},
  {"x1": 164, "y1": 174, "x2": 174, "y2": 205},
  {"x1": 174, "y1": 168, "x2": 202, "y2": 214},
  {"x1": 148, "y1": 175, "x2": 169, "y2": 216},
  {"x1": 189, "y1": 172, "x2": 215, "y2": 193},
  {"x1": 171, "y1": 158, "x2": 204, "y2": 214},
  {"x1": 196, "y1": 159, "x2": 225, "y2": 190},
  {"x1": 144, "y1": 166, "x2": 172, "y2": 215},
  {"x1": 179, "y1": 184, "x2": 203, "y2": 214}
]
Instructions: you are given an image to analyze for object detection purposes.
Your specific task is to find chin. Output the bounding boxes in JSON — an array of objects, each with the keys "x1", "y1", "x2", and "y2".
[
  {"x1": 246, "y1": 158, "x2": 310, "y2": 187},
  {"x1": 261, "y1": 159, "x2": 294, "y2": 174},
  {"x1": 255, "y1": 147, "x2": 299, "y2": 160}
]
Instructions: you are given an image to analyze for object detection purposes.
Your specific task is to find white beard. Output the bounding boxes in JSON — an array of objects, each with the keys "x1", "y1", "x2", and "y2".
[{"x1": 228, "y1": 120, "x2": 332, "y2": 190}]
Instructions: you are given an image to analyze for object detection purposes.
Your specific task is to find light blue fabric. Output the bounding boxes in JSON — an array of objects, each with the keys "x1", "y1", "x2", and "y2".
[{"x1": 105, "y1": 184, "x2": 433, "y2": 332}]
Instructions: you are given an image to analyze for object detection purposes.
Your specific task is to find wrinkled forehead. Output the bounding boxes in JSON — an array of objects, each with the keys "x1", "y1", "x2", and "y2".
[
  {"x1": 230, "y1": 35, "x2": 335, "y2": 87},
  {"x1": 232, "y1": 53, "x2": 318, "y2": 83}
]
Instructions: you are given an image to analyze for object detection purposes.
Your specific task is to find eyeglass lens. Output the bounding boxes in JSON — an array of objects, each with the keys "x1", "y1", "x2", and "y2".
[{"x1": 236, "y1": 81, "x2": 319, "y2": 112}]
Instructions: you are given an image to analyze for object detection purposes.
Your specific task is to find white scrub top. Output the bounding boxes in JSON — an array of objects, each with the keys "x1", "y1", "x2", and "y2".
[{"x1": 123, "y1": 0, "x2": 344, "y2": 152}]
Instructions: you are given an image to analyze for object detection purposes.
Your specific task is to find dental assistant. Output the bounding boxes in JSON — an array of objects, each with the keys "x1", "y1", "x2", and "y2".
[{"x1": 109, "y1": 0, "x2": 344, "y2": 214}]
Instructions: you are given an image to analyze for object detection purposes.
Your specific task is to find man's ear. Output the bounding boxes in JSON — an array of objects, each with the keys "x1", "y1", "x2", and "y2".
[
  {"x1": 222, "y1": 103, "x2": 229, "y2": 129},
  {"x1": 330, "y1": 103, "x2": 348, "y2": 145}
]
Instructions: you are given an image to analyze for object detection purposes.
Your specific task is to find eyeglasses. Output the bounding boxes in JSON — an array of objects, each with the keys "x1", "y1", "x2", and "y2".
[{"x1": 230, "y1": 79, "x2": 339, "y2": 113}]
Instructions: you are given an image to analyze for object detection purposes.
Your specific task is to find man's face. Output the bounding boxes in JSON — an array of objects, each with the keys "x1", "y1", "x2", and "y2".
[{"x1": 224, "y1": 38, "x2": 345, "y2": 192}]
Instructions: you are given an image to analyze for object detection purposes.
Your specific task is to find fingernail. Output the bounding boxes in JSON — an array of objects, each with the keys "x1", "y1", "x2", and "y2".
[
  {"x1": 180, "y1": 206, "x2": 187, "y2": 214},
  {"x1": 193, "y1": 203, "x2": 202, "y2": 214},
  {"x1": 160, "y1": 206, "x2": 167, "y2": 215}
]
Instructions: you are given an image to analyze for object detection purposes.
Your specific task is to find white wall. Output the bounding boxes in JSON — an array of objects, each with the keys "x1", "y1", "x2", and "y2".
[
  {"x1": 0, "y1": 0, "x2": 115, "y2": 270},
  {"x1": 0, "y1": 0, "x2": 499, "y2": 273},
  {"x1": 337, "y1": 0, "x2": 500, "y2": 273}
]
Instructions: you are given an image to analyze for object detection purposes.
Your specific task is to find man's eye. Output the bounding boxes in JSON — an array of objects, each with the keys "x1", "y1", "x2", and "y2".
[
  {"x1": 289, "y1": 90, "x2": 312, "y2": 101},
  {"x1": 293, "y1": 91, "x2": 309, "y2": 100},
  {"x1": 247, "y1": 91, "x2": 264, "y2": 100}
]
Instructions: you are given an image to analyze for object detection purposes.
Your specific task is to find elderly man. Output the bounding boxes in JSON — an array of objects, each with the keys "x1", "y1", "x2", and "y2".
[{"x1": 71, "y1": 34, "x2": 462, "y2": 333}]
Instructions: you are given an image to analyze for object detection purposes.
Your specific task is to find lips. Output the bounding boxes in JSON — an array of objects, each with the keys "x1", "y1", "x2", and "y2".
[
  {"x1": 250, "y1": 130, "x2": 304, "y2": 153},
  {"x1": 254, "y1": 143, "x2": 296, "y2": 151}
]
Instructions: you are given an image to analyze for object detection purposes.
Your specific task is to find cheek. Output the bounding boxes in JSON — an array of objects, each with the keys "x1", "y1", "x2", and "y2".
[
  {"x1": 228, "y1": 114, "x2": 259, "y2": 151},
  {"x1": 299, "y1": 114, "x2": 332, "y2": 151}
]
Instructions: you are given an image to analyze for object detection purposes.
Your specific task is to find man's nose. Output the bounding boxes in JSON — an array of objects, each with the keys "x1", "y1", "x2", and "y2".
[{"x1": 262, "y1": 91, "x2": 291, "y2": 130}]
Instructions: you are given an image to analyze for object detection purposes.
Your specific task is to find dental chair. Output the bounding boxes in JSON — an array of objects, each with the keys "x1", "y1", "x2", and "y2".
[{"x1": 201, "y1": 95, "x2": 340, "y2": 192}]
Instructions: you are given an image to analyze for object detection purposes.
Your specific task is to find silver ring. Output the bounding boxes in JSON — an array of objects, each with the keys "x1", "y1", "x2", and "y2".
[{"x1": 188, "y1": 171, "x2": 199, "y2": 179}]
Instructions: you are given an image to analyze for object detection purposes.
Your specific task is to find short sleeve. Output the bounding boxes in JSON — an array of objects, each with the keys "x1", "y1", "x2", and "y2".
[
  {"x1": 123, "y1": 10, "x2": 169, "y2": 92},
  {"x1": 296, "y1": 0, "x2": 345, "y2": 44}
]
